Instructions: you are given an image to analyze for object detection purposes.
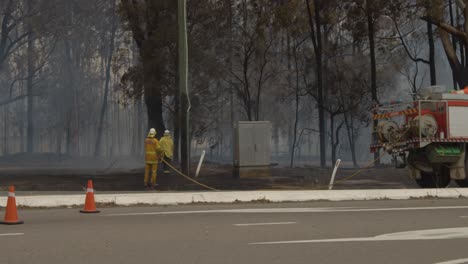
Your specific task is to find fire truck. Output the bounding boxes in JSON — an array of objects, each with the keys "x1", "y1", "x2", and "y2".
[{"x1": 370, "y1": 86, "x2": 468, "y2": 188}]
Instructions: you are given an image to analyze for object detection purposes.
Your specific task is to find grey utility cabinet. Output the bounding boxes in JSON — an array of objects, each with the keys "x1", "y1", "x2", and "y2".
[{"x1": 233, "y1": 121, "x2": 272, "y2": 167}]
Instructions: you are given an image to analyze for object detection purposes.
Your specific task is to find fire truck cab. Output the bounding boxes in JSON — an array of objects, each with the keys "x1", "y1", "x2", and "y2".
[{"x1": 371, "y1": 87, "x2": 468, "y2": 188}]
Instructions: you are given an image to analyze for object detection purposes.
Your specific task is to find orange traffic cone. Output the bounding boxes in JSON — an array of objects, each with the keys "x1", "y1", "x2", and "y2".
[
  {"x1": 0, "y1": 186, "x2": 24, "y2": 225},
  {"x1": 80, "y1": 180, "x2": 100, "y2": 213}
]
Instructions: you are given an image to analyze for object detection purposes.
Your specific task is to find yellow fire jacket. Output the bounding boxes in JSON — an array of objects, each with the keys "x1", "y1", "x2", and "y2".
[
  {"x1": 144, "y1": 136, "x2": 162, "y2": 164},
  {"x1": 159, "y1": 135, "x2": 174, "y2": 159}
]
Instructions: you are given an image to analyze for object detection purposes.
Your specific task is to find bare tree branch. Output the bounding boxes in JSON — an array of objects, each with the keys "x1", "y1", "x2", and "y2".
[
  {"x1": 0, "y1": 94, "x2": 40, "y2": 107},
  {"x1": 392, "y1": 16, "x2": 430, "y2": 64},
  {"x1": 421, "y1": 16, "x2": 468, "y2": 44}
]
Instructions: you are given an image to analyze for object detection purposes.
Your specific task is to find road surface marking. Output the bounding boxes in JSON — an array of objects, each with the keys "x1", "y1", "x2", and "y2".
[
  {"x1": 0, "y1": 233, "x2": 24, "y2": 237},
  {"x1": 434, "y1": 258, "x2": 468, "y2": 264},
  {"x1": 460, "y1": 216, "x2": 468, "y2": 218},
  {"x1": 234, "y1": 222, "x2": 296, "y2": 227},
  {"x1": 249, "y1": 227, "x2": 468, "y2": 245},
  {"x1": 105, "y1": 207, "x2": 354, "y2": 216},
  {"x1": 105, "y1": 205, "x2": 468, "y2": 217}
]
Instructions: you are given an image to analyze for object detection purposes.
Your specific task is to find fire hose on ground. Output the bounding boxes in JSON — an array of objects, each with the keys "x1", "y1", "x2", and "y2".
[
  {"x1": 162, "y1": 159, "x2": 219, "y2": 191},
  {"x1": 162, "y1": 127, "x2": 411, "y2": 191}
]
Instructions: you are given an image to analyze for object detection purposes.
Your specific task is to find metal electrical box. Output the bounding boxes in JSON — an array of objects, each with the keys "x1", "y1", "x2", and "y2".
[{"x1": 233, "y1": 121, "x2": 271, "y2": 178}]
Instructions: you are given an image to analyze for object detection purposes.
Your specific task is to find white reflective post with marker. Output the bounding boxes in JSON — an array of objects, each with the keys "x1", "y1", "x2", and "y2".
[
  {"x1": 329, "y1": 159, "x2": 341, "y2": 190},
  {"x1": 195, "y1": 150, "x2": 206, "y2": 178}
]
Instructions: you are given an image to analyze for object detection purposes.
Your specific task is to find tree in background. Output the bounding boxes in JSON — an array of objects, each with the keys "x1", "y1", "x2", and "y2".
[
  {"x1": 0, "y1": 0, "x2": 448, "y2": 169},
  {"x1": 119, "y1": 0, "x2": 176, "y2": 135},
  {"x1": 0, "y1": 0, "x2": 30, "y2": 71},
  {"x1": 0, "y1": 0, "x2": 137, "y2": 157},
  {"x1": 305, "y1": 0, "x2": 327, "y2": 168},
  {"x1": 424, "y1": 0, "x2": 468, "y2": 88},
  {"x1": 95, "y1": 0, "x2": 117, "y2": 157},
  {"x1": 228, "y1": 0, "x2": 282, "y2": 121}
]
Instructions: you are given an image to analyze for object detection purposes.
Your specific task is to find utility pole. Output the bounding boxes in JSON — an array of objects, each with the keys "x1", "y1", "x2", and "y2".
[
  {"x1": 178, "y1": 0, "x2": 190, "y2": 175},
  {"x1": 228, "y1": 0, "x2": 235, "y2": 155},
  {"x1": 366, "y1": 0, "x2": 380, "y2": 166},
  {"x1": 26, "y1": 0, "x2": 34, "y2": 153}
]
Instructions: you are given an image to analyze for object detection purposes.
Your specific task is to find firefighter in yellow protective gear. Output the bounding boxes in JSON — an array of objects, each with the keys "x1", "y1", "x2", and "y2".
[
  {"x1": 144, "y1": 128, "x2": 163, "y2": 188},
  {"x1": 159, "y1": 130, "x2": 174, "y2": 174}
]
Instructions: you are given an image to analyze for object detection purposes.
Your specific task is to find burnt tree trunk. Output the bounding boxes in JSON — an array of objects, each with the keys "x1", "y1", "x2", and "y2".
[
  {"x1": 290, "y1": 42, "x2": 300, "y2": 168},
  {"x1": 344, "y1": 113, "x2": 358, "y2": 168},
  {"x1": 427, "y1": 21, "x2": 437, "y2": 86},
  {"x1": 330, "y1": 114, "x2": 335, "y2": 165},
  {"x1": 26, "y1": 16, "x2": 34, "y2": 153},
  {"x1": 95, "y1": 0, "x2": 116, "y2": 156},
  {"x1": 439, "y1": 30, "x2": 468, "y2": 88},
  {"x1": 120, "y1": 0, "x2": 174, "y2": 142},
  {"x1": 305, "y1": 0, "x2": 326, "y2": 168},
  {"x1": 173, "y1": 94, "x2": 180, "y2": 162},
  {"x1": 424, "y1": 3, "x2": 468, "y2": 89},
  {"x1": 144, "y1": 89, "x2": 166, "y2": 138},
  {"x1": 331, "y1": 120, "x2": 344, "y2": 166},
  {"x1": 448, "y1": 0, "x2": 457, "y2": 89}
]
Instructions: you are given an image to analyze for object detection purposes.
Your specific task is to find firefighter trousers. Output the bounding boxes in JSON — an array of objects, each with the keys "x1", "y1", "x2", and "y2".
[
  {"x1": 144, "y1": 163, "x2": 158, "y2": 186},
  {"x1": 163, "y1": 155, "x2": 172, "y2": 174}
]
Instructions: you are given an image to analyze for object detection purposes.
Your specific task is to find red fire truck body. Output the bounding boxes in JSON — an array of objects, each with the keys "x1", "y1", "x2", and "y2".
[{"x1": 371, "y1": 92, "x2": 468, "y2": 188}]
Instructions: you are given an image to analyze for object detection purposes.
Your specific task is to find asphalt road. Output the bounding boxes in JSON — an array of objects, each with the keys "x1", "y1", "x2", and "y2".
[{"x1": 2, "y1": 199, "x2": 468, "y2": 264}]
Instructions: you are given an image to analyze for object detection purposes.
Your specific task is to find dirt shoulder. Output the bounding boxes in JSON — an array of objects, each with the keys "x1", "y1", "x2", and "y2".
[{"x1": 0, "y1": 153, "x2": 426, "y2": 191}]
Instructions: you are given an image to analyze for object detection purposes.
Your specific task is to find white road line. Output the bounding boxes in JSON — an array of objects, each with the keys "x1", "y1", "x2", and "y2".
[
  {"x1": 250, "y1": 227, "x2": 468, "y2": 245},
  {"x1": 434, "y1": 258, "x2": 468, "y2": 264},
  {"x1": 0, "y1": 233, "x2": 24, "y2": 237},
  {"x1": 234, "y1": 222, "x2": 296, "y2": 227},
  {"x1": 460, "y1": 216, "x2": 468, "y2": 218},
  {"x1": 105, "y1": 205, "x2": 468, "y2": 217},
  {"x1": 104, "y1": 207, "x2": 353, "y2": 216}
]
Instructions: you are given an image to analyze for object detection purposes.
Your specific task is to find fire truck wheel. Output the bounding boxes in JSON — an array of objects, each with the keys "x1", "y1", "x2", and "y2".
[
  {"x1": 455, "y1": 153, "x2": 468, "y2": 187},
  {"x1": 455, "y1": 179, "x2": 468, "y2": 187},
  {"x1": 416, "y1": 168, "x2": 451, "y2": 188}
]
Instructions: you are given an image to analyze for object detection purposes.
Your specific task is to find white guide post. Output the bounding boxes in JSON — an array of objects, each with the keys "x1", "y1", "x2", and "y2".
[
  {"x1": 329, "y1": 159, "x2": 341, "y2": 190},
  {"x1": 195, "y1": 150, "x2": 206, "y2": 178}
]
